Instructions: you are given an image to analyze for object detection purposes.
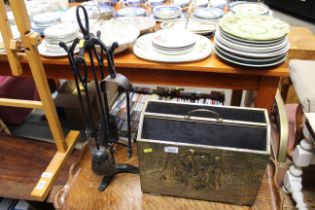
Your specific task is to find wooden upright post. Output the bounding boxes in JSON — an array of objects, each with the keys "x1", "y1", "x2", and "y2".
[
  {"x1": 0, "y1": 0, "x2": 80, "y2": 201},
  {"x1": 0, "y1": 1, "x2": 22, "y2": 75}
]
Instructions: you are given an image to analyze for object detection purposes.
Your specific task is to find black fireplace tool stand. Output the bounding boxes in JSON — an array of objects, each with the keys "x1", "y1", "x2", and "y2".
[{"x1": 60, "y1": 6, "x2": 138, "y2": 192}]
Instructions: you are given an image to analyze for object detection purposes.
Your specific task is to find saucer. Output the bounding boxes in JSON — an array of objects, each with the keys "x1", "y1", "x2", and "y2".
[{"x1": 133, "y1": 33, "x2": 213, "y2": 62}]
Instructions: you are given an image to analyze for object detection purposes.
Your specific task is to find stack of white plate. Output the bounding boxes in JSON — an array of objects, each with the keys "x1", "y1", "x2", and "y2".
[
  {"x1": 133, "y1": 29, "x2": 213, "y2": 62},
  {"x1": 151, "y1": 29, "x2": 196, "y2": 55},
  {"x1": 32, "y1": 12, "x2": 62, "y2": 35},
  {"x1": 38, "y1": 23, "x2": 79, "y2": 57},
  {"x1": 214, "y1": 13, "x2": 290, "y2": 68}
]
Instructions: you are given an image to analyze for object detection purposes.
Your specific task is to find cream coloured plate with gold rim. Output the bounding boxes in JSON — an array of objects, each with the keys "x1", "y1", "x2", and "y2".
[
  {"x1": 219, "y1": 13, "x2": 289, "y2": 41},
  {"x1": 133, "y1": 33, "x2": 213, "y2": 63}
]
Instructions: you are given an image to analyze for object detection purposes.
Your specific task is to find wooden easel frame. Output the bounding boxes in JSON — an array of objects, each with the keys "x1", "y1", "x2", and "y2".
[{"x1": 0, "y1": 0, "x2": 80, "y2": 201}]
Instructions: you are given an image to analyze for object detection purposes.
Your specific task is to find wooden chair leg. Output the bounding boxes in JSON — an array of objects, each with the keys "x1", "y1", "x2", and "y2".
[{"x1": 288, "y1": 104, "x2": 304, "y2": 156}]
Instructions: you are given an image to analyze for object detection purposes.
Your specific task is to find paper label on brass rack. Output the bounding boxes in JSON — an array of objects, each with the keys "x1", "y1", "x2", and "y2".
[
  {"x1": 164, "y1": 146, "x2": 178, "y2": 154},
  {"x1": 143, "y1": 148, "x2": 153, "y2": 153}
]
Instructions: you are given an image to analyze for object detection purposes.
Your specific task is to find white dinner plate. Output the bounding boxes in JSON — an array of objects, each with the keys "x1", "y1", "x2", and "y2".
[
  {"x1": 215, "y1": 47, "x2": 286, "y2": 68},
  {"x1": 217, "y1": 28, "x2": 288, "y2": 47},
  {"x1": 215, "y1": 30, "x2": 289, "y2": 53},
  {"x1": 215, "y1": 46, "x2": 286, "y2": 64},
  {"x1": 133, "y1": 33, "x2": 213, "y2": 63},
  {"x1": 38, "y1": 41, "x2": 79, "y2": 57},
  {"x1": 214, "y1": 38, "x2": 289, "y2": 58},
  {"x1": 218, "y1": 27, "x2": 286, "y2": 45}
]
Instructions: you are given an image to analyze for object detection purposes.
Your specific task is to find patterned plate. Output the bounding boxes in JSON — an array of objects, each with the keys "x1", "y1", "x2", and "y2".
[{"x1": 219, "y1": 13, "x2": 289, "y2": 41}]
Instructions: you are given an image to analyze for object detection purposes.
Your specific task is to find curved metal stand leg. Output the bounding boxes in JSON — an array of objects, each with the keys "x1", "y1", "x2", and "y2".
[
  {"x1": 98, "y1": 174, "x2": 115, "y2": 192},
  {"x1": 98, "y1": 164, "x2": 139, "y2": 192},
  {"x1": 115, "y1": 164, "x2": 139, "y2": 174}
]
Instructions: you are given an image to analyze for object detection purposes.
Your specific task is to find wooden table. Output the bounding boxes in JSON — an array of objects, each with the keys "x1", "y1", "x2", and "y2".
[{"x1": 0, "y1": 41, "x2": 289, "y2": 112}]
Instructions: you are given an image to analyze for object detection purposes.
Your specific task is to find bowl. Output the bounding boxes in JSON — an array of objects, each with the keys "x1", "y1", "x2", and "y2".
[
  {"x1": 116, "y1": 16, "x2": 156, "y2": 34},
  {"x1": 91, "y1": 20, "x2": 140, "y2": 53},
  {"x1": 153, "y1": 5, "x2": 182, "y2": 20}
]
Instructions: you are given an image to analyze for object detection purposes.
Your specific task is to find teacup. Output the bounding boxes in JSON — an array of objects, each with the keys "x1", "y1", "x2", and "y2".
[
  {"x1": 147, "y1": 0, "x2": 164, "y2": 8},
  {"x1": 127, "y1": 0, "x2": 143, "y2": 7}
]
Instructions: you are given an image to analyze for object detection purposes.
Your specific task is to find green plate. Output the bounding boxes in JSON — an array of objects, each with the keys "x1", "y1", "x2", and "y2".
[{"x1": 219, "y1": 13, "x2": 289, "y2": 41}]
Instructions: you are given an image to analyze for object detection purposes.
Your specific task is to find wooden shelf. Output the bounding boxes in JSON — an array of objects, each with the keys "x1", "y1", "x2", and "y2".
[{"x1": 0, "y1": 134, "x2": 80, "y2": 202}]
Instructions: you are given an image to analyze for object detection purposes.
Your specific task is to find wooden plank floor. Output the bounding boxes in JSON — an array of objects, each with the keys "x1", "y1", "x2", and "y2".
[
  {"x1": 0, "y1": 134, "x2": 80, "y2": 202},
  {"x1": 54, "y1": 144, "x2": 282, "y2": 210}
]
